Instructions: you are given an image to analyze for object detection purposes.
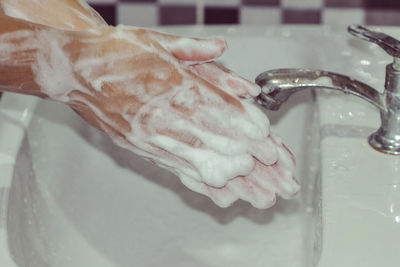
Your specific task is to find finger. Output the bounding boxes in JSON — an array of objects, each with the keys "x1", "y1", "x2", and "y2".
[
  {"x1": 248, "y1": 139, "x2": 278, "y2": 166},
  {"x1": 227, "y1": 176, "x2": 276, "y2": 209},
  {"x1": 194, "y1": 173, "x2": 278, "y2": 209},
  {"x1": 184, "y1": 175, "x2": 275, "y2": 209},
  {"x1": 261, "y1": 167, "x2": 299, "y2": 199},
  {"x1": 205, "y1": 184, "x2": 238, "y2": 208},
  {"x1": 270, "y1": 134, "x2": 296, "y2": 166},
  {"x1": 179, "y1": 175, "x2": 238, "y2": 208},
  {"x1": 180, "y1": 166, "x2": 279, "y2": 209},
  {"x1": 149, "y1": 31, "x2": 227, "y2": 62},
  {"x1": 189, "y1": 62, "x2": 261, "y2": 98},
  {"x1": 252, "y1": 144, "x2": 299, "y2": 199}
]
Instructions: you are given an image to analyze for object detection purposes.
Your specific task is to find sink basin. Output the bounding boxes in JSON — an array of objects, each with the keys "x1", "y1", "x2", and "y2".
[
  {"x1": 0, "y1": 26, "x2": 320, "y2": 267},
  {"x1": 2, "y1": 25, "x2": 398, "y2": 267}
]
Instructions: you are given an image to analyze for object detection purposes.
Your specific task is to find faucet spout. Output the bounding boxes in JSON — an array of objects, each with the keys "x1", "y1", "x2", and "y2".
[
  {"x1": 255, "y1": 68, "x2": 386, "y2": 112},
  {"x1": 254, "y1": 25, "x2": 400, "y2": 155}
]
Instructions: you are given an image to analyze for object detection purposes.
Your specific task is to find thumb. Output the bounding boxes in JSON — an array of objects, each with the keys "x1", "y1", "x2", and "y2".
[{"x1": 149, "y1": 31, "x2": 227, "y2": 62}]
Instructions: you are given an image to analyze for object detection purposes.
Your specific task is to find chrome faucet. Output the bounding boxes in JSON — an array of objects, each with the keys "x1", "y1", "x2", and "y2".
[{"x1": 255, "y1": 25, "x2": 400, "y2": 155}]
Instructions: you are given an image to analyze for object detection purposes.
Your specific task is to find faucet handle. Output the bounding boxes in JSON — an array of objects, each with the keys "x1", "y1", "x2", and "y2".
[
  {"x1": 348, "y1": 25, "x2": 400, "y2": 68},
  {"x1": 348, "y1": 25, "x2": 400, "y2": 154}
]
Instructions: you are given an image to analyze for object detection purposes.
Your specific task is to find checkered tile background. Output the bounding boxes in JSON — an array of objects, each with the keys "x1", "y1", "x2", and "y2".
[{"x1": 87, "y1": 0, "x2": 400, "y2": 27}]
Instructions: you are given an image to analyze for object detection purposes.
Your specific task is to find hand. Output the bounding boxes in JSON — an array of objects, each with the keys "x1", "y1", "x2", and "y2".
[{"x1": 38, "y1": 26, "x2": 297, "y2": 208}]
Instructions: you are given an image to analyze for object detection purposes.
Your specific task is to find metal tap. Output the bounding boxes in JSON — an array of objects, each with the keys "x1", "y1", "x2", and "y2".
[{"x1": 255, "y1": 25, "x2": 400, "y2": 155}]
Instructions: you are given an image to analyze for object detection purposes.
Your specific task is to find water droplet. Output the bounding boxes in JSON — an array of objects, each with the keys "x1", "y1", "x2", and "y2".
[{"x1": 360, "y1": 59, "x2": 370, "y2": 65}]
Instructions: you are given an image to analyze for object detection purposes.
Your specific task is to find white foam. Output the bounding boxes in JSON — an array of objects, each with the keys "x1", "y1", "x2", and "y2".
[
  {"x1": 165, "y1": 37, "x2": 223, "y2": 58},
  {"x1": 32, "y1": 30, "x2": 89, "y2": 101}
]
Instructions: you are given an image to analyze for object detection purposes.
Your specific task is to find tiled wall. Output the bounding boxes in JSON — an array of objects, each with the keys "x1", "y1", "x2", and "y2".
[{"x1": 87, "y1": 0, "x2": 400, "y2": 27}]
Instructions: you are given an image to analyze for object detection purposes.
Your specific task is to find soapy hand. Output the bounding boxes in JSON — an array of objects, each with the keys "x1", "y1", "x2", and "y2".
[
  {"x1": 0, "y1": 0, "x2": 300, "y2": 208},
  {"x1": 51, "y1": 26, "x2": 299, "y2": 208}
]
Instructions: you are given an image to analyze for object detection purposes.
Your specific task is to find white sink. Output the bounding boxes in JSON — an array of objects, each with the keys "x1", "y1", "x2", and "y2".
[{"x1": 0, "y1": 25, "x2": 398, "y2": 267}]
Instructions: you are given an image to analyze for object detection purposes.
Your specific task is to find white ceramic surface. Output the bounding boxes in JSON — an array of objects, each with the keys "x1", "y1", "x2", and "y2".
[{"x1": 0, "y1": 26, "x2": 320, "y2": 267}]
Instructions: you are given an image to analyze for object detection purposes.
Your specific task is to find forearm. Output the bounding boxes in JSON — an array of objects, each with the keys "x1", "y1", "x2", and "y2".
[
  {"x1": 0, "y1": 0, "x2": 105, "y2": 30},
  {"x1": 0, "y1": 15, "x2": 45, "y2": 96},
  {"x1": 0, "y1": 0, "x2": 108, "y2": 97},
  {"x1": 0, "y1": 15, "x2": 87, "y2": 98}
]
